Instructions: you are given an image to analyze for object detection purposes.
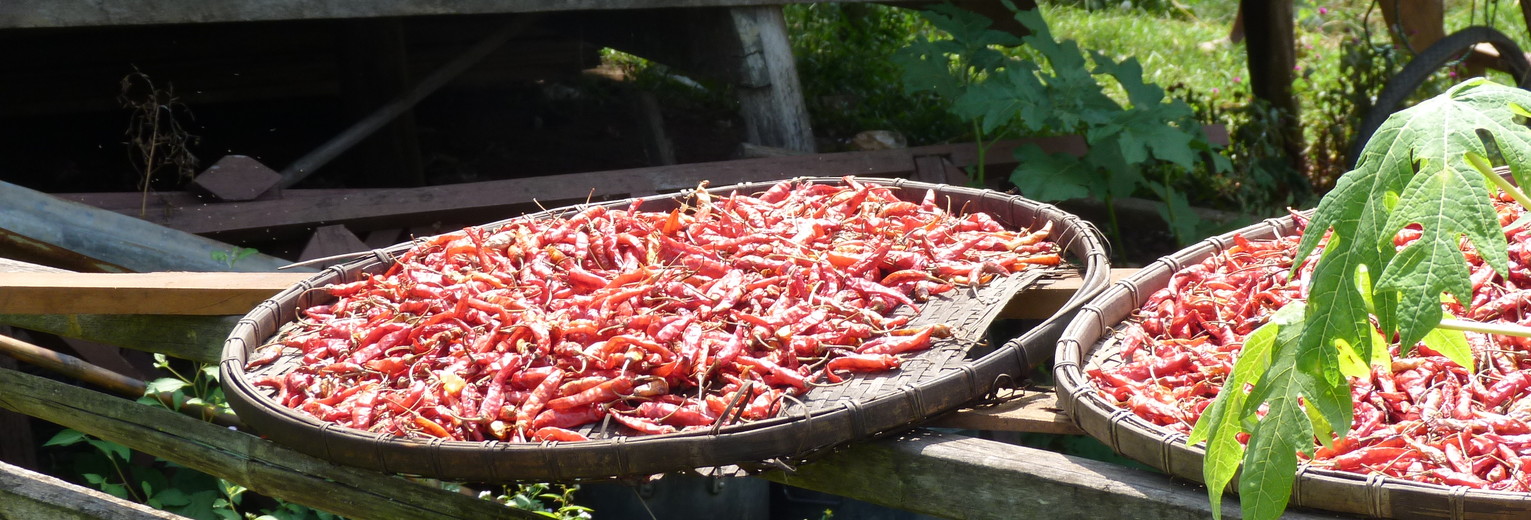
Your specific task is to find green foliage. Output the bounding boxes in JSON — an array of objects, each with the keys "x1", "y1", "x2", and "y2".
[
  {"x1": 1191, "y1": 78, "x2": 1531, "y2": 520},
  {"x1": 895, "y1": 3, "x2": 1229, "y2": 247},
  {"x1": 45, "y1": 430, "x2": 271, "y2": 520},
  {"x1": 138, "y1": 353, "x2": 230, "y2": 416},
  {"x1": 479, "y1": 483, "x2": 592, "y2": 520},
  {"x1": 1302, "y1": 8, "x2": 1404, "y2": 191},
  {"x1": 44, "y1": 353, "x2": 593, "y2": 519},
  {"x1": 786, "y1": 3, "x2": 965, "y2": 147},
  {"x1": 211, "y1": 246, "x2": 260, "y2": 269}
]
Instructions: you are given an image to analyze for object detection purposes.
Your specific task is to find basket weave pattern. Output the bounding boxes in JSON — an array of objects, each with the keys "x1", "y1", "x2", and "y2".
[{"x1": 221, "y1": 177, "x2": 1110, "y2": 481}]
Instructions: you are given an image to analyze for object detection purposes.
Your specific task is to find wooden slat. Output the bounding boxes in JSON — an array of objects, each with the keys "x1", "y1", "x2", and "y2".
[
  {"x1": 66, "y1": 136, "x2": 1089, "y2": 242},
  {"x1": 1, "y1": 460, "x2": 184, "y2": 520},
  {"x1": 925, "y1": 390, "x2": 1083, "y2": 435},
  {"x1": 1000, "y1": 268, "x2": 1134, "y2": 320},
  {"x1": 0, "y1": 0, "x2": 896, "y2": 29},
  {"x1": 0, "y1": 314, "x2": 236, "y2": 365},
  {"x1": 0, "y1": 272, "x2": 312, "y2": 315},
  {"x1": 763, "y1": 429, "x2": 1346, "y2": 520},
  {"x1": 0, "y1": 365, "x2": 539, "y2": 520}
]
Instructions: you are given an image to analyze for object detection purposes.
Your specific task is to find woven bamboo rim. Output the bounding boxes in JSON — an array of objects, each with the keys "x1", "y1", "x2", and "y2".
[
  {"x1": 221, "y1": 177, "x2": 1110, "y2": 482},
  {"x1": 1054, "y1": 213, "x2": 1531, "y2": 519}
]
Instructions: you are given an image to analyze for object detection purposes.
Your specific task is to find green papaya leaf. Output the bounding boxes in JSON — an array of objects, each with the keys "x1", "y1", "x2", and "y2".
[
  {"x1": 1012, "y1": 145, "x2": 1094, "y2": 201},
  {"x1": 1422, "y1": 319, "x2": 1474, "y2": 373}
]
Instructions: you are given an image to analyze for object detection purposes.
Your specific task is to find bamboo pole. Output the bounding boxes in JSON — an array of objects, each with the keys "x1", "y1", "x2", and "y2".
[{"x1": 0, "y1": 332, "x2": 239, "y2": 427}]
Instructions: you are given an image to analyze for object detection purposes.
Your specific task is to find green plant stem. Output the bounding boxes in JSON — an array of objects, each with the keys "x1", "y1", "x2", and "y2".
[
  {"x1": 1468, "y1": 153, "x2": 1531, "y2": 213},
  {"x1": 1102, "y1": 193, "x2": 1124, "y2": 258},
  {"x1": 971, "y1": 120, "x2": 988, "y2": 186},
  {"x1": 1438, "y1": 317, "x2": 1531, "y2": 337},
  {"x1": 107, "y1": 453, "x2": 143, "y2": 503}
]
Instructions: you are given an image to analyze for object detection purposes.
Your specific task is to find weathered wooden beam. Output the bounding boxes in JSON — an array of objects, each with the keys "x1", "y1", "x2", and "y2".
[
  {"x1": 87, "y1": 136, "x2": 1089, "y2": 242},
  {"x1": 764, "y1": 429, "x2": 1344, "y2": 520},
  {"x1": 0, "y1": 0, "x2": 901, "y2": 29},
  {"x1": 924, "y1": 390, "x2": 1083, "y2": 435},
  {"x1": 0, "y1": 314, "x2": 236, "y2": 365},
  {"x1": 999, "y1": 268, "x2": 1133, "y2": 320},
  {"x1": 1, "y1": 460, "x2": 184, "y2": 520},
  {"x1": 0, "y1": 272, "x2": 312, "y2": 316},
  {"x1": 0, "y1": 365, "x2": 540, "y2": 520},
  {"x1": 0, "y1": 330, "x2": 240, "y2": 427},
  {"x1": 0, "y1": 179, "x2": 303, "y2": 273}
]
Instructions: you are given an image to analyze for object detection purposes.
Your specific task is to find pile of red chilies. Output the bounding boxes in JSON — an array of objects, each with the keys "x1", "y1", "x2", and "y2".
[
  {"x1": 1091, "y1": 193, "x2": 1531, "y2": 491},
  {"x1": 250, "y1": 177, "x2": 1060, "y2": 443}
]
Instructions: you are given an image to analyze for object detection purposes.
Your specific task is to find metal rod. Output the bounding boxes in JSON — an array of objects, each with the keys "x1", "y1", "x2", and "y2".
[{"x1": 279, "y1": 16, "x2": 534, "y2": 188}]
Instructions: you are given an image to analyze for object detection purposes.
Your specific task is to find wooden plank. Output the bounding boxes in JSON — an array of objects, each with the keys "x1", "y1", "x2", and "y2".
[
  {"x1": 1000, "y1": 268, "x2": 1134, "y2": 320},
  {"x1": 0, "y1": 365, "x2": 540, "y2": 520},
  {"x1": 763, "y1": 429, "x2": 1346, "y2": 520},
  {"x1": 0, "y1": 179, "x2": 304, "y2": 273},
  {"x1": 0, "y1": 272, "x2": 312, "y2": 316},
  {"x1": 0, "y1": 460, "x2": 184, "y2": 520},
  {"x1": 926, "y1": 389, "x2": 1084, "y2": 435},
  {"x1": 88, "y1": 136, "x2": 1091, "y2": 242},
  {"x1": 0, "y1": 0, "x2": 902, "y2": 29},
  {"x1": 0, "y1": 314, "x2": 237, "y2": 365}
]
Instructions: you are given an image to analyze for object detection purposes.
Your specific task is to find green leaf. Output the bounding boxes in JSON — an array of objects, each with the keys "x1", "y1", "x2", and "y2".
[
  {"x1": 102, "y1": 483, "x2": 131, "y2": 500},
  {"x1": 1188, "y1": 303, "x2": 1297, "y2": 519},
  {"x1": 1146, "y1": 183, "x2": 1201, "y2": 245},
  {"x1": 153, "y1": 487, "x2": 190, "y2": 507},
  {"x1": 145, "y1": 377, "x2": 189, "y2": 395},
  {"x1": 1422, "y1": 320, "x2": 1474, "y2": 373},
  {"x1": 83, "y1": 473, "x2": 106, "y2": 485},
  {"x1": 952, "y1": 66, "x2": 1048, "y2": 134},
  {"x1": 1237, "y1": 315, "x2": 1314, "y2": 520},
  {"x1": 1314, "y1": 79, "x2": 1527, "y2": 352},
  {"x1": 1375, "y1": 158, "x2": 1503, "y2": 350},
  {"x1": 1011, "y1": 145, "x2": 1094, "y2": 201},
  {"x1": 86, "y1": 438, "x2": 130, "y2": 462},
  {"x1": 44, "y1": 429, "x2": 87, "y2": 447}
]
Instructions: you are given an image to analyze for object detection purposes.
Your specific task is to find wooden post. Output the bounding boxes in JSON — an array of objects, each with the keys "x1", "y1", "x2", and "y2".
[
  {"x1": 727, "y1": 6, "x2": 816, "y2": 153},
  {"x1": 1241, "y1": 0, "x2": 1307, "y2": 181}
]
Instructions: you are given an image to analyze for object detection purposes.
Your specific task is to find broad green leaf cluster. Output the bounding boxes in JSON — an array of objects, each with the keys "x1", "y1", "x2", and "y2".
[
  {"x1": 1194, "y1": 79, "x2": 1531, "y2": 520},
  {"x1": 892, "y1": 2, "x2": 1230, "y2": 245}
]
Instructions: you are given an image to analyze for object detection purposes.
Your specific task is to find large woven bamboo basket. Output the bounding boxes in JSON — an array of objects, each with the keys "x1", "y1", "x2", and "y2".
[
  {"x1": 1054, "y1": 214, "x2": 1531, "y2": 519},
  {"x1": 221, "y1": 177, "x2": 1110, "y2": 482}
]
